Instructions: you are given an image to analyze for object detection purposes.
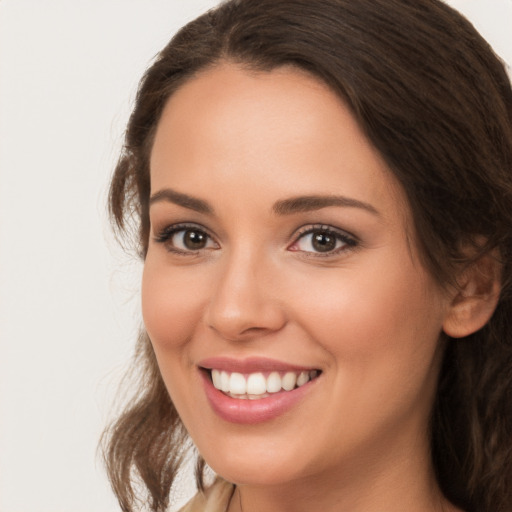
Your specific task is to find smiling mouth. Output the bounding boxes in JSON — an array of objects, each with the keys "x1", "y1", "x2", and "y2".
[{"x1": 206, "y1": 369, "x2": 321, "y2": 400}]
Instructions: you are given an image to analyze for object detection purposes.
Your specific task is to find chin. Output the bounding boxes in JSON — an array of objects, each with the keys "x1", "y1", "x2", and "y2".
[{"x1": 199, "y1": 439, "x2": 316, "y2": 487}]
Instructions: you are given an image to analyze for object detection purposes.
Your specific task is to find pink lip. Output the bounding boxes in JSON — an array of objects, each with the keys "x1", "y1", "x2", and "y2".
[
  {"x1": 198, "y1": 357, "x2": 320, "y2": 424},
  {"x1": 198, "y1": 356, "x2": 316, "y2": 374}
]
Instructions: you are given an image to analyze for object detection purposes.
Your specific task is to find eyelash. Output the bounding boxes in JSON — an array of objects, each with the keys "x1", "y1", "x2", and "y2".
[
  {"x1": 153, "y1": 223, "x2": 358, "y2": 257},
  {"x1": 153, "y1": 223, "x2": 218, "y2": 255},
  {"x1": 288, "y1": 224, "x2": 358, "y2": 258}
]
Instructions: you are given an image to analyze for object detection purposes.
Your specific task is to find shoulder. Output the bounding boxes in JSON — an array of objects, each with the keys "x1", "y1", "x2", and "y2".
[{"x1": 177, "y1": 479, "x2": 235, "y2": 512}]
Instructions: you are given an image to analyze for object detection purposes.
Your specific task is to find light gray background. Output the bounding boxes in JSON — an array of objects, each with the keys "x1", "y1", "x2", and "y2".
[{"x1": 0, "y1": 1, "x2": 510, "y2": 511}]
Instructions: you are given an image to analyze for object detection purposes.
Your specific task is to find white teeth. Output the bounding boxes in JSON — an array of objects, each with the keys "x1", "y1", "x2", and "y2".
[
  {"x1": 212, "y1": 369, "x2": 222, "y2": 389},
  {"x1": 220, "y1": 371, "x2": 230, "y2": 393},
  {"x1": 211, "y1": 369, "x2": 319, "y2": 398},
  {"x1": 227, "y1": 392, "x2": 248, "y2": 399},
  {"x1": 247, "y1": 373, "x2": 266, "y2": 395},
  {"x1": 296, "y1": 371, "x2": 310, "y2": 387},
  {"x1": 229, "y1": 372, "x2": 247, "y2": 394},
  {"x1": 282, "y1": 372, "x2": 297, "y2": 391},
  {"x1": 266, "y1": 371, "x2": 282, "y2": 393}
]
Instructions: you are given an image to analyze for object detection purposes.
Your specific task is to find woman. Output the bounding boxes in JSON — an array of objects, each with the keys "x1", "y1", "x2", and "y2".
[{"x1": 103, "y1": 0, "x2": 512, "y2": 511}]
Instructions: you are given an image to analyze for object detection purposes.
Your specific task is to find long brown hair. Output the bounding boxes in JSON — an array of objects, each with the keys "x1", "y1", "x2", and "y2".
[{"x1": 103, "y1": 1, "x2": 512, "y2": 511}]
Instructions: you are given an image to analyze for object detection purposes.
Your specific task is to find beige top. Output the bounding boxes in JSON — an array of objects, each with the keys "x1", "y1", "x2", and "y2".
[{"x1": 177, "y1": 479, "x2": 235, "y2": 512}]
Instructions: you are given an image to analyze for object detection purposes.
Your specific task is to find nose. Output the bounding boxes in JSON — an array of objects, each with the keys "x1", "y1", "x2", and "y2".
[{"x1": 204, "y1": 249, "x2": 287, "y2": 341}]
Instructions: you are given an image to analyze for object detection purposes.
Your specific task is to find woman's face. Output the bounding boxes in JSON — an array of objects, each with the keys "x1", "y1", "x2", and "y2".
[{"x1": 143, "y1": 64, "x2": 452, "y2": 487}]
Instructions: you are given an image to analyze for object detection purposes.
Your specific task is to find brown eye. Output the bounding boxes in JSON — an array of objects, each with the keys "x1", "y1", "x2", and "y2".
[
  {"x1": 155, "y1": 225, "x2": 218, "y2": 253},
  {"x1": 311, "y1": 231, "x2": 337, "y2": 252},
  {"x1": 182, "y1": 229, "x2": 208, "y2": 250},
  {"x1": 288, "y1": 226, "x2": 357, "y2": 256}
]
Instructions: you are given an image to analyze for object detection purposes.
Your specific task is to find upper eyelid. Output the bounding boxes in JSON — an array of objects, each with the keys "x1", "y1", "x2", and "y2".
[
  {"x1": 154, "y1": 222, "x2": 215, "y2": 237},
  {"x1": 291, "y1": 223, "x2": 358, "y2": 241},
  {"x1": 153, "y1": 222, "x2": 219, "y2": 247}
]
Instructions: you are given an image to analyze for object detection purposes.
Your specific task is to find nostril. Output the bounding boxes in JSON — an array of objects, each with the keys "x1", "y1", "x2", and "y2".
[{"x1": 206, "y1": 321, "x2": 283, "y2": 343}]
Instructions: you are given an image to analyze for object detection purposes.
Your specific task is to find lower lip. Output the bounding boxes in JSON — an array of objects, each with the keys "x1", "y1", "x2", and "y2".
[{"x1": 200, "y1": 371, "x2": 317, "y2": 424}]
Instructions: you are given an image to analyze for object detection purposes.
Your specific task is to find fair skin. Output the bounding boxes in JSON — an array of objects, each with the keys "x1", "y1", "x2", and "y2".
[{"x1": 143, "y1": 63, "x2": 470, "y2": 512}]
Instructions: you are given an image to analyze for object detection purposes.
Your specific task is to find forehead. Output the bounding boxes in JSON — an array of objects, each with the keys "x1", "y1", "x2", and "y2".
[{"x1": 150, "y1": 63, "x2": 408, "y2": 226}]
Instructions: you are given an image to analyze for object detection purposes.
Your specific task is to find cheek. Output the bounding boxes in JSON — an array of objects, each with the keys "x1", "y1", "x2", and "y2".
[
  {"x1": 289, "y1": 261, "x2": 447, "y2": 447},
  {"x1": 141, "y1": 259, "x2": 208, "y2": 420},
  {"x1": 141, "y1": 259, "x2": 206, "y2": 350},
  {"x1": 290, "y1": 258, "x2": 446, "y2": 363}
]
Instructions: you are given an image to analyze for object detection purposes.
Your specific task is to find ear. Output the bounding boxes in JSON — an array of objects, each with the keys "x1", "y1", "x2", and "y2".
[{"x1": 443, "y1": 252, "x2": 501, "y2": 338}]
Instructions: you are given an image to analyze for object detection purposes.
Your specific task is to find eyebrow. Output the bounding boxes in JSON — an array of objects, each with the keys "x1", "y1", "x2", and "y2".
[
  {"x1": 149, "y1": 188, "x2": 213, "y2": 215},
  {"x1": 149, "y1": 188, "x2": 380, "y2": 217},
  {"x1": 272, "y1": 195, "x2": 380, "y2": 216}
]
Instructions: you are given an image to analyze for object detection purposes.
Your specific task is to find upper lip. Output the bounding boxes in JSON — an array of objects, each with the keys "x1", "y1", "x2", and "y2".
[{"x1": 198, "y1": 356, "x2": 319, "y2": 374}]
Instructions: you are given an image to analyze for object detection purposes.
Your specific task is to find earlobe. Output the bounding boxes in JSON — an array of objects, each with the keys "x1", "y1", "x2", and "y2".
[{"x1": 442, "y1": 253, "x2": 501, "y2": 339}]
